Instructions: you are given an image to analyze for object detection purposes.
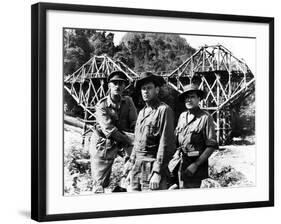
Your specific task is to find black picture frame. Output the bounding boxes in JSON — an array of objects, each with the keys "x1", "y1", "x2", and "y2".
[{"x1": 31, "y1": 2, "x2": 274, "y2": 222}]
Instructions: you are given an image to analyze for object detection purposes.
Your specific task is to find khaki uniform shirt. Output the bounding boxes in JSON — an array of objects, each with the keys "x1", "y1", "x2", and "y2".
[
  {"x1": 93, "y1": 95, "x2": 137, "y2": 160},
  {"x1": 175, "y1": 107, "x2": 218, "y2": 179},
  {"x1": 130, "y1": 98, "x2": 176, "y2": 174}
]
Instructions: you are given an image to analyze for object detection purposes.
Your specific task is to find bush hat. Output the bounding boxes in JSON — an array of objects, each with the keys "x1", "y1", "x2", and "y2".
[
  {"x1": 135, "y1": 72, "x2": 165, "y2": 90},
  {"x1": 178, "y1": 83, "x2": 205, "y2": 102}
]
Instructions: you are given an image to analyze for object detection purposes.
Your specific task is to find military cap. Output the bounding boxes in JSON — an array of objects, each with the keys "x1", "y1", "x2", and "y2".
[{"x1": 107, "y1": 71, "x2": 128, "y2": 83}]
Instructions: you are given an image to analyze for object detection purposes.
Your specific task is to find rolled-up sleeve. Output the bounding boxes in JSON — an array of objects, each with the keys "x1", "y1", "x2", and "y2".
[
  {"x1": 204, "y1": 115, "x2": 218, "y2": 149},
  {"x1": 152, "y1": 107, "x2": 176, "y2": 173}
]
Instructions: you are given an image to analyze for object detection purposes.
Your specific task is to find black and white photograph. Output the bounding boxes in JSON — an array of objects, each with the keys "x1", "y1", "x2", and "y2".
[
  {"x1": 63, "y1": 29, "x2": 256, "y2": 195},
  {"x1": 1, "y1": 0, "x2": 279, "y2": 223},
  {"x1": 30, "y1": 2, "x2": 274, "y2": 221}
]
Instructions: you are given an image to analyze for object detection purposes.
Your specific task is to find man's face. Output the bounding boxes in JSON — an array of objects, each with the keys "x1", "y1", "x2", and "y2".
[
  {"x1": 141, "y1": 82, "x2": 159, "y2": 102},
  {"x1": 108, "y1": 80, "x2": 126, "y2": 96},
  {"x1": 184, "y1": 92, "x2": 200, "y2": 109}
]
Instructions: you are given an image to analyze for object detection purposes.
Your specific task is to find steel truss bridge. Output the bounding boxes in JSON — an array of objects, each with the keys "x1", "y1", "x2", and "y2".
[{"x1": 64, "y1": 44, "x2": 255, "y2": 144}]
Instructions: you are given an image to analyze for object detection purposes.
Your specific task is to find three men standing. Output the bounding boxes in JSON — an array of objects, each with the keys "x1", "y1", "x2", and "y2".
[{"x1": 90, "y1": 70, "x2": 217, "y2": 192}]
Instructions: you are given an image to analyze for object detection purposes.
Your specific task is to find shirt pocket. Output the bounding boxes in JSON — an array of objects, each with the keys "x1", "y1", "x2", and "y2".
[
  {"x1": 147, "y1": 120, "x2": 160, "y2": 137},
  {"x1": 190, "y1": 130, "x2": 202, "y2": 144},
  {"x1": 143, "y1": 122, "x2": 160, "y2": 147}
]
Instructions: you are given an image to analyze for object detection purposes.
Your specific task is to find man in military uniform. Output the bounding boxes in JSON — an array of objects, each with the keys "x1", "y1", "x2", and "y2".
[
  {"x1": 90, "y1": 71, "x2": 137, "y2": 193},
  {"x1": 127, "y1": 72, "x2": 176, "y2": 191},
  {"x1": 169, "y1": 83, "x2": 218, "y2": 189}
]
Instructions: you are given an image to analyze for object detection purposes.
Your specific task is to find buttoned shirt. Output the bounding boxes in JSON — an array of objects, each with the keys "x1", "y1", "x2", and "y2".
[
  {"x1": 175, "y1": 107, "x2": 218, "y2": 179},
  {"x1": 130, "y1": 98, "x2": 176, "y2": 174},
  {"x1": 93, "y1": 94, "x2": 137, "y2": 159}
]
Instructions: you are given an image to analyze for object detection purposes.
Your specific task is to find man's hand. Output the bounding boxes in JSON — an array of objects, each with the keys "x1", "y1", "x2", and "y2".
[
  {"x1": 149, "y1": 172, "x2": 161, "y2": 190},
  {"x1": 184, "y1": 163, "x2": 199, "y2": 177}
]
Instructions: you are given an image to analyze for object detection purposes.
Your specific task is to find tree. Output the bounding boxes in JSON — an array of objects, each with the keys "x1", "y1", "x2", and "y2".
[{"x1": 64, "y1": 29, "x2": 118, "y2": 76}]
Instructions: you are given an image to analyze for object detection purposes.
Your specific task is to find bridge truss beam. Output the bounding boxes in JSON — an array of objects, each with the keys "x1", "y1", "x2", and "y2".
[{"x1": 64, "y1": 45, "x2": 255, "y2": 145}]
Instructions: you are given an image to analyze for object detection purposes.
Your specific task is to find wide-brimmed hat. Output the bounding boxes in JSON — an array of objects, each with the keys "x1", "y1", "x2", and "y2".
[
  {"x1": 107, "y1": 71, "x2": 128, "y2": 83},
  {"x1": 135, "y1": 72, "x2": 165, "y2": 90},
  {"x1": 178, "y1": 83, "x2": 205, "y2": 102}
]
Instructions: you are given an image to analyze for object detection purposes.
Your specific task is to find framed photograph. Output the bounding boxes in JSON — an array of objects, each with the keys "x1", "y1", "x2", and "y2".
[{"x1": 31, "y1": 2, "x2": 274, "y2": 222}]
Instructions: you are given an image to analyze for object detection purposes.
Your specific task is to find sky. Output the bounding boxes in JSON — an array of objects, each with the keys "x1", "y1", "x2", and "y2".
[{"x1": 110, "y1": 31, "x2": 256, "y2": 73}]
